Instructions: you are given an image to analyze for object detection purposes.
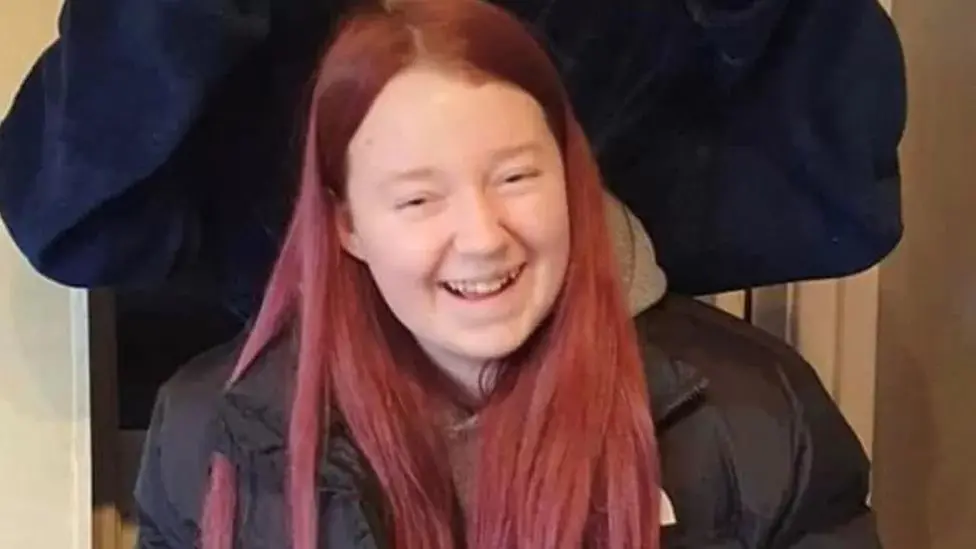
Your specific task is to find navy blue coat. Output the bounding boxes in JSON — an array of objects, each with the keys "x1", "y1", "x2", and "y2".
[{"x1": 0, "y1": 0, "x2": 906, "y2": 316}]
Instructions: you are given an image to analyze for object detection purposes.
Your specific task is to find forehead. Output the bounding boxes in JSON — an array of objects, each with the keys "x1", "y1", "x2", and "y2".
[{"x1": 347, "y1": 65, "x2": 554, "y2": 175}]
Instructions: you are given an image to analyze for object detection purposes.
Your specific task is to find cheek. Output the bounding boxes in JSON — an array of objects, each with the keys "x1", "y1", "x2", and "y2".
[
  {"x1": 359, "y1": 241, "x2": 437, "y2": 326},
  {"x1": 543, "y1": 216, "x2": 572, "y2": 281},
  {"x1": 356, "y1": 217, "x2": 446, "y2": 288},
  {"x1": 510, "y1": 189, "x2": 571, "y2": 265}
]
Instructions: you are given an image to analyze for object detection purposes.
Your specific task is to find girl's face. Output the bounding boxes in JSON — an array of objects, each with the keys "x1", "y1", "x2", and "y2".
[{"x1": 340, "y1": 65, "x2": 571, "y2": 393}]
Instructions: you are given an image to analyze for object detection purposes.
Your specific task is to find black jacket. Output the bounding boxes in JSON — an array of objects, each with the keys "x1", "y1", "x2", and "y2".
[
  {"x1": 0, "y1": 0, "x2": 905, "y2": 315},
  {"x1": 134, "y1": 295, "x2": 880, "y2": 548}
]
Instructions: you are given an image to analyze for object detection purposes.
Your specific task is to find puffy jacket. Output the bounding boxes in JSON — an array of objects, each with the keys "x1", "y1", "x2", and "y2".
[{"x1": 134, "y1": 295, "x2": 880, "y2": 549}]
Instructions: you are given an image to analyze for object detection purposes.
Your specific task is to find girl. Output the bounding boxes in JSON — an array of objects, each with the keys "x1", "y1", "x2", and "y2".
[{"x1": 135, "y1": 1, "x2": 879, "y2": 548}]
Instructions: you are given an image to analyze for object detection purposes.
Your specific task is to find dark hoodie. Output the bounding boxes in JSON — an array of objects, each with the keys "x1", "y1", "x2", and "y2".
[{"x1": 0, "y1": 0, "x2": 906, "y2": 318}]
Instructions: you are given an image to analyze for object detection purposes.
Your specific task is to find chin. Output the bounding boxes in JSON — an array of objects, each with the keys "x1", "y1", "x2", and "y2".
[{"x1": 452, "y1": 332, "x2": 532, "y2": 363}]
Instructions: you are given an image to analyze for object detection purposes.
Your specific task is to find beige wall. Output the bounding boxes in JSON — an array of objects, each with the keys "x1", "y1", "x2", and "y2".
[
  {"x1": 0, "y1": 2, "x2": 92, "y2": 549},
  {"x1": 872, "y1": 0, "x2": 976, "y2": 547}
]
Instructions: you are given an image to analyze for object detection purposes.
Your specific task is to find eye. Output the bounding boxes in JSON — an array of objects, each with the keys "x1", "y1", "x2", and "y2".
[
  {"x1": 501, "y1": 169, "x2": 542, "y2": 184},
  {"x1": 394, "y1": 192, "x2": 443, "y2": 212},
  {"x1": 396, "y1": 197, "x2": 429, "y2": 209}
]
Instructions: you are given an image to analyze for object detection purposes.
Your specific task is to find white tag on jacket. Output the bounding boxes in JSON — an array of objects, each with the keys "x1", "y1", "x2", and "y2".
[{"x1": 660, "y1": 489, "x2": 677, "y2": 526}]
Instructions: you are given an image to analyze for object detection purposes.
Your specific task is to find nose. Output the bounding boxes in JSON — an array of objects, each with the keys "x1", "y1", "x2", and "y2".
[{"x1": 452, "y1": 189, "x2": 509, "y2": 257}]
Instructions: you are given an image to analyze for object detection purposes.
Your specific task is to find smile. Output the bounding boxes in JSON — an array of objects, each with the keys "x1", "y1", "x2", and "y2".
[{"x1": 440, "y1": 265, "x2": 525, "y2": 299}]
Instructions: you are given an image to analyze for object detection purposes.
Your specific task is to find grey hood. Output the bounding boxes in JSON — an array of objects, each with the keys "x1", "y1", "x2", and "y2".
[{"x1": 604, "y1": 191, "x2": 668, "y2": 315}]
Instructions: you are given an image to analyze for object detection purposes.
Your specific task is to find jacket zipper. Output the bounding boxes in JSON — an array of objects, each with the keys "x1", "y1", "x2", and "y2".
[{"x1": 656, "y1": 376, "x2": 709, "y2": 429}]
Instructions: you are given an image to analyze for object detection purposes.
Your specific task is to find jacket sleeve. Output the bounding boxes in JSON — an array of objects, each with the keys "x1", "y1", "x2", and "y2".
[
  {"x1": 133, "y1": 338, "x2": 242, "y2": 548},
  {"x1": 0, "y1": 0, "x2": 270, "y2": 289},
  {"x1": 784, "y1": 514, "x2": 881, "y2": 549},
  {"x1": 771, "y1": 352, "x2": 882, "y2": 549},
  {"x1": 134, "y1": 393, "x2": 203, "y2": 549}
]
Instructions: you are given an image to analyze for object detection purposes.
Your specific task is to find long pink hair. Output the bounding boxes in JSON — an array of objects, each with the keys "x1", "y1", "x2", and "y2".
[{"x1": 202, "y1": 1, "x2": 660, "y2": 548}]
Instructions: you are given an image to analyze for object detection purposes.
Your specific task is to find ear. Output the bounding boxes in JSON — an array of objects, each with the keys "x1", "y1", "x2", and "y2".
[{"x1": 335, "y1": 204, "x2": 367, "y2": 262}]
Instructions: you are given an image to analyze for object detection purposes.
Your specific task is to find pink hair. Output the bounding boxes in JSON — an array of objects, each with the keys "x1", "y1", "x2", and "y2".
[{"x1": 203, "y1": 1, "x2": 660, "y2": 548}]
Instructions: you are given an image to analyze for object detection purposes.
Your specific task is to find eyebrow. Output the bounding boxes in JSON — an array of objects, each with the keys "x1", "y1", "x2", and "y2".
[
  {"x1": 380, "y1": 167, "x2": 440, "y2": 186},
  {"x1": 378, "y1": 142, "x2": 544, "y2": 187},
  {"x1": 488, "y1": 142, "x2": 543, "y2": 163}
]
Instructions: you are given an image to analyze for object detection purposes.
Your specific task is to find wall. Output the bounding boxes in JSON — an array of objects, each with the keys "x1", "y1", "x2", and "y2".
[
  {"x1": 872, "y1": 0, "x2": 976, "y2": 547},
  {"x1": 0, "y1": 2, "x2": 92, "y2": 549}
]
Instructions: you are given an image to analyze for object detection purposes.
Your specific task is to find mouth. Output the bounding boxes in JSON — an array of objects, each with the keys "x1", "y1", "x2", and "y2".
[{"x1": 439, "y1": 264, "x2": 526, "y2": 301}]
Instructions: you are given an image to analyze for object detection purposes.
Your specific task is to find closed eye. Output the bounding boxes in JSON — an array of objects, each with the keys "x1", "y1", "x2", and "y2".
[
  {"x1": 502, "y1": 169, "x2": 542, "y2": 184},
  {"x1": 396, "y1": 197, "x2": 430, "y2": 209}
]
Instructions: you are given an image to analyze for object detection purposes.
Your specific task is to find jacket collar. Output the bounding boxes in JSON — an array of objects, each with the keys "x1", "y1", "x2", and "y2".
[{"x1": 212, "y1": 330, "x2": 709, "y2": 492}]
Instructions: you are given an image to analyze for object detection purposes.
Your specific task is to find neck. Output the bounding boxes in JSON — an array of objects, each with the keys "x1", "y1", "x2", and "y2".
[
  {"x1": 420, "y1": 346, "x2": 496, "y2": 411},
  {"x1": 440, "y1": 360, "x2": 496, "y2": 411}
]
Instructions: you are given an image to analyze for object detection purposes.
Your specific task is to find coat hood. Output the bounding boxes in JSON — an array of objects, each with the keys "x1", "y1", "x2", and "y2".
[{"x1": 605, "y1": 190, "x2": 668, "y2": 315}]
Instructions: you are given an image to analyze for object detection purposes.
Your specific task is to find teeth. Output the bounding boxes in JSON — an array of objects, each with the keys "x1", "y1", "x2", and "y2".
[{"x1": 443, "y1": 268, "x2": 520, "y2": 296}]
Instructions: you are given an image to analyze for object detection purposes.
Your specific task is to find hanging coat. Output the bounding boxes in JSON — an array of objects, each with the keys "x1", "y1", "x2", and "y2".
[{"x1": 0, "y1": 0, "x2": 906, "y2": 317}]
